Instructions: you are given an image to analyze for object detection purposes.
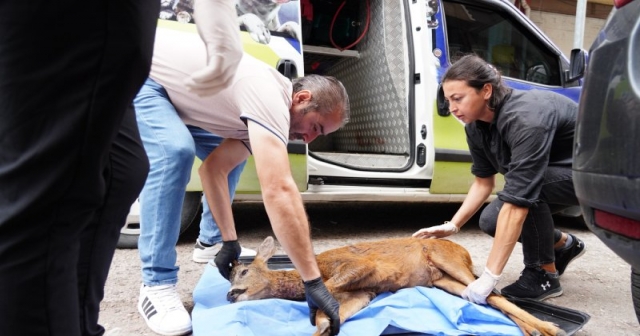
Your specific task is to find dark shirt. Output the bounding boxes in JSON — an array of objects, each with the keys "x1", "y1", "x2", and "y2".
[{"x1": 465, "y1": 89, "x2": 577, "y2": 207}]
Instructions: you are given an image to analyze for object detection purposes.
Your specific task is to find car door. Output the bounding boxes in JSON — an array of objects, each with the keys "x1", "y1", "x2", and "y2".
[{"x1": 429, "y1": 0, "x2": 582, "y2": 194}]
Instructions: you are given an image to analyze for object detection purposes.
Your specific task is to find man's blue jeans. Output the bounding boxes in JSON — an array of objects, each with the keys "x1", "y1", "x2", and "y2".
[{"x1": 134, "y1": 78, "x2": 246, "y2": 285}]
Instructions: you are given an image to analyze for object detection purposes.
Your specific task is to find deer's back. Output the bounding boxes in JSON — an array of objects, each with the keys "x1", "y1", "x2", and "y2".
[{"x1": 315, "y1": 237, "x2": 472, "y2": 293}]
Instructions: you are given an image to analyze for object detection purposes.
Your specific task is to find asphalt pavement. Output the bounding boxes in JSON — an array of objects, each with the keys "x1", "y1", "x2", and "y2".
[{"x1": 100, "y1": 202, "x2": 639, "y2": 335}]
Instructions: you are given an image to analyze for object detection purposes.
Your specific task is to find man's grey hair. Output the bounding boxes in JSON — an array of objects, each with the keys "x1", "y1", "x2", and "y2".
[{"x1": 292, "y1": 75, "x2": 350, "y2": 125}]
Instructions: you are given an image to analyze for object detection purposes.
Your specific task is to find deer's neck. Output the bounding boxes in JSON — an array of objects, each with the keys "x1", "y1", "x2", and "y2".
[{"x1": 271, "y1": 270, "x2": 305, "y2": 300}]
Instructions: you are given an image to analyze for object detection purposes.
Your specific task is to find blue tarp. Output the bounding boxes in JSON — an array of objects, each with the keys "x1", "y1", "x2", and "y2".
[{"x1": 192, "y1": 264, "x2": 522, "y2": 336}]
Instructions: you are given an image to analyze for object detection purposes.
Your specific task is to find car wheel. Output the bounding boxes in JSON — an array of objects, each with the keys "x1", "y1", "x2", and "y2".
[
  {"x1": 180, "y1": 191, "x2": 203, "y2": 234},
  {"x1": 632, "y1": 267, "x2": 640, "y2": 324},
  {"x1": 116, "y1": 191, "x2": 203, "y2": 249}
]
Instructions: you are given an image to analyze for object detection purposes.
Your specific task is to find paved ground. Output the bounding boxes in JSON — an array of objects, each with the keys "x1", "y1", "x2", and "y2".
[{"x1": 100, "y1": 202, "x2": 639, "y2": 335}]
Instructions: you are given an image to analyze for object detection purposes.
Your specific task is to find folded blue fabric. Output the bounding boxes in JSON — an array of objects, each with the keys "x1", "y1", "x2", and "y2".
[{"x1": 192, "y1": 264, "x2": 522, "y2": 336}]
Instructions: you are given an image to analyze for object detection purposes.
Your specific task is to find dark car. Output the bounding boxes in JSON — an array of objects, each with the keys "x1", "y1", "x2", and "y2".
[{"x1": 570, "y1": 0, "x2": 640, "y2": 324}]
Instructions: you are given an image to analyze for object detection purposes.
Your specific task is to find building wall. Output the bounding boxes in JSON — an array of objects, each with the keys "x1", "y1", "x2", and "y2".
[{"x1": 530, "y1": 11, "x2": 607, "y2": 56}]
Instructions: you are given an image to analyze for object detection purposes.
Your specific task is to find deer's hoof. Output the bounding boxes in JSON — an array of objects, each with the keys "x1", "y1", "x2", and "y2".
[{"x1": 313, "y1": 318, "x2": 331, "y2": 336}]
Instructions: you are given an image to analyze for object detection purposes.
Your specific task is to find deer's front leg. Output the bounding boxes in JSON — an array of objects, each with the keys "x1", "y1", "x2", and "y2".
[{"x1": 313, "y1": 291, "x2": 376, "y2": 336}]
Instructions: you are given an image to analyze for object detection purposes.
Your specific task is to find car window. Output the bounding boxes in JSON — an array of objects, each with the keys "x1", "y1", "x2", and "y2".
[{"x1": 443, "y1": 1, "x2": 561, "y2": 86}]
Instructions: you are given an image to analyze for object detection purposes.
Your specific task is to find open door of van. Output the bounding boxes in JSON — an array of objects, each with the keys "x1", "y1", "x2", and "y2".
[{"x1": 295, "y1": 0, "x2": 440, "y2": 201}]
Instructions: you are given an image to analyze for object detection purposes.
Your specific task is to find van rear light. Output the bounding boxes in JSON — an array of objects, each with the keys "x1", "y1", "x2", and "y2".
[
  {"x1": 614, "y1": 0, "x2": 634, "y2": 8},
  {"x1": 594, "y1": 209, "x2": 640, "y2": 240}
]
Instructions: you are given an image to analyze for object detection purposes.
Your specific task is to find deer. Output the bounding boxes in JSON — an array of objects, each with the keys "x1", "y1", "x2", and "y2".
[{"x1": 227, "y1": 236, "x2": 567, "y2": 336}]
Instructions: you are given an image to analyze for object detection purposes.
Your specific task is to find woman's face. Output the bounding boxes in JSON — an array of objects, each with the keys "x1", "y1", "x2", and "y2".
[{"x1": 442, "y1": 80, "x2": 493, "y2": 123}]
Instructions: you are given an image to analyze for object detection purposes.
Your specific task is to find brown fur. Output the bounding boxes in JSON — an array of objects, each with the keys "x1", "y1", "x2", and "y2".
[{"x1": 227, "y1": 236, "x2": 566, "y2": 336}]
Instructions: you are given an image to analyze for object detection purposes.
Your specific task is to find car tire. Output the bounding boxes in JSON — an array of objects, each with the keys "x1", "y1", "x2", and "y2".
[
  {"x1": 632, "y1": 267, "x2": 640, "y2": 324},
  {"x1": 180, "y1": 191, "x2": 203, "y2": 235},
  {"x1": 116, "y1": 191, "x2": 203, "y2": 249}
]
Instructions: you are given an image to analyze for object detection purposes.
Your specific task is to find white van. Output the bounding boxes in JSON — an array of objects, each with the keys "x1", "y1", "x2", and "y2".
[{"x1": 119, "y1": 0, "x2": 583, "y2": 248}]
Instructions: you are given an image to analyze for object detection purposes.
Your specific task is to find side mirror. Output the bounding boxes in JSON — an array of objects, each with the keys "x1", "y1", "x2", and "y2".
[
  {"x1": 436, "y1": 84, "x2": 450, "y2": 117},
  {"x1": 564, "y1": 48, "x2": 586, "y2": 83}
]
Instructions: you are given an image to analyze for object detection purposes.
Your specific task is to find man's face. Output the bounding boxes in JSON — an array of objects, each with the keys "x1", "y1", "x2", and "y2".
[{"x1": 289, "y1": 91, "x2": 343, "y2": 143}]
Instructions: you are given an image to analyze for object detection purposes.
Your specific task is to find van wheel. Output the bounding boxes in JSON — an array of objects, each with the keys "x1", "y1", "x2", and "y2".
[
  {"x1": 116, "y1": 192, "x2": 203, "y2": 249},
  {"x1": 180, "y1": 192, "x2": 203, "y2": 235},
  {"x1": 632, "y1": 267, "x2": 640, "y2": 324}
]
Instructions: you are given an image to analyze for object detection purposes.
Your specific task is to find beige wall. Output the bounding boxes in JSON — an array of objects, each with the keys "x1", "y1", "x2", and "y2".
[{"x1": 529, "y1": 10, "x2": 607, "y2": 56}]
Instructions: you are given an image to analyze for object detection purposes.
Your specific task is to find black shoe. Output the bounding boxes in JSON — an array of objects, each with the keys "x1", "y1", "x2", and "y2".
[
  {"x1": 500, "y1": 267, "x2": 563, "y2": 301},
  {"x1": 555, "y1": 233, "x2": 586, "y2": 276}
]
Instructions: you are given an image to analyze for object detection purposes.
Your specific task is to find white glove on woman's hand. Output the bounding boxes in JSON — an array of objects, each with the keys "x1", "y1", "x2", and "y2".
[
  {"x1": 412, "y1": 221, "x2": 459, "y2": 239},
  {"x1": 184, "y1": 0, "x2": 243, "y2": 96},
  {"x1": 461, "y1": 267, "x2": 501, "y2": 305}
]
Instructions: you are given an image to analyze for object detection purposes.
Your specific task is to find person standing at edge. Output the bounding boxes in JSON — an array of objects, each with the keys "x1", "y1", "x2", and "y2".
[
  {"x1": 413, "y1": 54, "x2": 585, "y2": 304},
  {"x1": 0, "y1": 0, "x2": 250, "y2": 334},
  {"x1": 0, "y1": 1, "x2": 158, "y2": 335}
]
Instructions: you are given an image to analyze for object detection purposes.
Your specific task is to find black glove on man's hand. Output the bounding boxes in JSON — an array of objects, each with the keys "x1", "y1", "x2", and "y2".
[
  {"x1": 303, "y1": 277, "x2": 340, "y2": 336},
  {"x1": 214, "y1": 240, "x2": 241, "y2": 280}
]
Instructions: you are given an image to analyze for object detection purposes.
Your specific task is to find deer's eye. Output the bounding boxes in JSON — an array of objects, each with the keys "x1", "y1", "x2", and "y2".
[{"x1": 241, "y1": 269, "x2": 249, "y2": 276}]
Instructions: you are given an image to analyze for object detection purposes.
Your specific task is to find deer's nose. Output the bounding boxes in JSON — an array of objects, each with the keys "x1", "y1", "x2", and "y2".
[{"x1": 226, "y1": 288, "x2": 247, "y2": 303}]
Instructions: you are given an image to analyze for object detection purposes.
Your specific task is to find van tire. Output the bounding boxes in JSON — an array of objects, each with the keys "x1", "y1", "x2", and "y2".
[
  {"x1": 632, "y1": 267, "x2": 640, "y2": 324},
  {"x1": 116, "y1": 192, "x2": 203, "y2": 249},
  {"x1": 180, "y1": 191, "x2": 203, "y2": 236},
  {"x1": 116, "y1": 232, "x2": 139, "y2": 250}
]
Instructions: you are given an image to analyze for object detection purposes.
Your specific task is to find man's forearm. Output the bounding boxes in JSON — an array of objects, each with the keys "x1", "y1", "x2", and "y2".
[
  {"x1": 262, "y1": 184, "x2": 321, "y2": 281},
  {"x1": 200, "y1": 164, "x2": 237, "y2": 241},
  {"x1": 193, "y1": 0, "x2": 241, "y2": 55}
]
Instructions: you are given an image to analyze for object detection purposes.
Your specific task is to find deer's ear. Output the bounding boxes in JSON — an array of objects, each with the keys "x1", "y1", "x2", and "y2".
[{"x1": 256, "y1": 236, "x2": 277, "y2": 262}]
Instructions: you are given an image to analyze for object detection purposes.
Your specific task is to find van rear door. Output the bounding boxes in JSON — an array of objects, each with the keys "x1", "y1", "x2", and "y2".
[{"x1": 297, "y1": 0, "x2": 440, "y2": 201}]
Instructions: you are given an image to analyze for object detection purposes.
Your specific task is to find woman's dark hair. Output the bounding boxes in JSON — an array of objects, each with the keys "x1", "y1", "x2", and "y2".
[
  {"x1": 442, "y1": 54, "x2": 511, "y2": 110},
  {"x1": 292, "y1": 75, "x2": 350, "y2": 125}
]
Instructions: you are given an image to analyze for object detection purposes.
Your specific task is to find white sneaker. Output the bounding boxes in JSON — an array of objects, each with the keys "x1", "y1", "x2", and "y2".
[
  {"x1": 192, "y1": 239, "x2": 257, "y2": 263},
  {"x1": 137, "y1": 284, "x2": 191, "y2": 336}
]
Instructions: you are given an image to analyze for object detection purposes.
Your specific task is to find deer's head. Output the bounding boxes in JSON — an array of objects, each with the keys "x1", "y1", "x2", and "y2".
[{"x1": 226, "y1": 236, "x2": 278, "y2": 303}]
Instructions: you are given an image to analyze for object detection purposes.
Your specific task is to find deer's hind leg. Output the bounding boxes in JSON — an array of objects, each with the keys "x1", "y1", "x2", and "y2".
[
  {"x1": 485, "y1": 294, "x2": 566, "y2": 336},
  {"x1": 313, "y1": 291, "x2": 376, "y2": 336},
  {"x1": 432, "y1": 275, "x2": 564, "y2": 336},
  {"x1": 426, "y1": 242, "x2": 477, "y2": 286}
]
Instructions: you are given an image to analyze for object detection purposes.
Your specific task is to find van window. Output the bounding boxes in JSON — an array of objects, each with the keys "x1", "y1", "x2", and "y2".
[{"x1": 443, "y1": 1, "x2": 561, "y2": 86}]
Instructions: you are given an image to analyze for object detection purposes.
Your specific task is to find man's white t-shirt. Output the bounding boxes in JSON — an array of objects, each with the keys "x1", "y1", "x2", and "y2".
[{"x1": 150, "y1": 26, "x2": 293, "y2": 148}]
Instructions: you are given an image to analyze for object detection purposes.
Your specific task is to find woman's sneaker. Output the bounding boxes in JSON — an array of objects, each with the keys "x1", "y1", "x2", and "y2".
[
  {"x1": 137, "y1": 284, "x2": 192, "y2": 336},
  {"x1": 500, "y1": 267, "x2": 563, "y2": 301},
  {"x1": 555, "y1": 233, "x2": 586, "y2": 276}
]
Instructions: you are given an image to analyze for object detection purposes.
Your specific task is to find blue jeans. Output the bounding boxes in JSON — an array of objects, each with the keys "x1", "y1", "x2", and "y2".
[
  {"x1": 134, "y1": 78, "x2": 246, "y2": 285},
  {"x1": 478, "y1": 166, "x2": 578, "y2": 268}
]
